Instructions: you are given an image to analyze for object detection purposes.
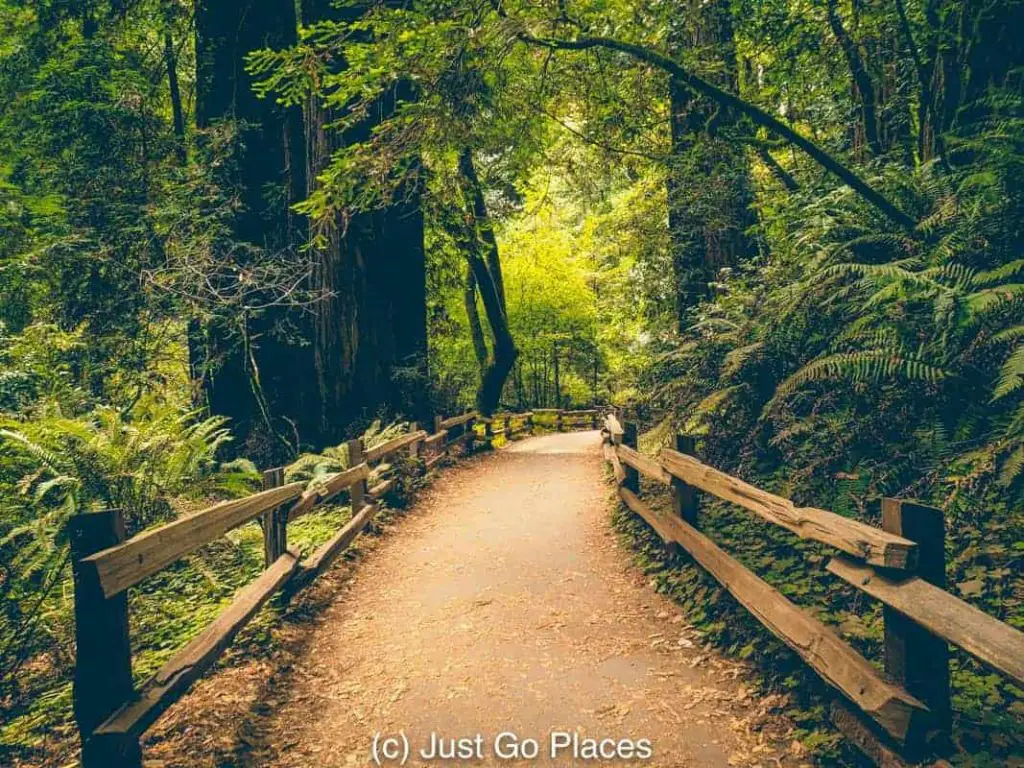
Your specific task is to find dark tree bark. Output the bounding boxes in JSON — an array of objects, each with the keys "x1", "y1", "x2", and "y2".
[
  {"x1": 666, "y1": 0, "x2": 756, "y2": 328},
  {"x1": 195, "y1": 0, "x2": 306, "y2": 461},
  {"x1": 756, "y1": 145, "x2": 800, "y2": 191},
  {"x1": 510, "y1": 30, "x2": 919, "y2": 229},
  {"x1": 553, "y1": 341, "x2": 561, "y2": 407},
  {"x1": 464, "y1": 264, "x2": 489, "y2": 368},
  {"x1": 457, "y1": 148, "x2": 517, "y2": 416},
  {"x1": 299, "y1": 0, "x2": 431, "y2": 442},
  {"x1": 164, "y1": 32, "x2": 186, "y2": 165},
  {"x1": 827, "y1": 0, "x2": 882, "y2": 158}
]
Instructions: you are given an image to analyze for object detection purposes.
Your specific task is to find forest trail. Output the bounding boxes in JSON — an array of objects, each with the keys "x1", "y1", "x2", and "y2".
[{"x1": 146, "y1": 431, "x2": 799, "y2": 767}]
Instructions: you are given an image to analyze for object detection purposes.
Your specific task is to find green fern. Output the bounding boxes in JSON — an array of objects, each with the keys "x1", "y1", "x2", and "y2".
[{"x1": 765, "y1": 349, "x2": 948, "y2": 414}]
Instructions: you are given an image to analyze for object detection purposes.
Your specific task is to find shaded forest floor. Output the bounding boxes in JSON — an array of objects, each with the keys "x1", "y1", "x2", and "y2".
[{"x1": 138, "y1": 431, "x2": 806, "y2": 767}]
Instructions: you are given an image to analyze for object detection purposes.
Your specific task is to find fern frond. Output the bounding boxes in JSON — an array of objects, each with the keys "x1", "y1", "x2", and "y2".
[
  {"x1": 765, "y1": 349, "x2": 949, "y2": 413},
  {"x1": 993, "y1": 344, "x2": 1024, "y2": 399},
  {"x1": 721, "y1": 342, "x2": 763, "y2": 379}
]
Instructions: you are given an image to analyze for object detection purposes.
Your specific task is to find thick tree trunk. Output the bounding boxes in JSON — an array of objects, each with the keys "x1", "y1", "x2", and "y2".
[
  {"x1": 666, "y1": 0, "x2": 756, "y2": 329},
  {"x1": 195, "y1": 0, "x2": 305, "y2": 461},
  {"x1": 299, "y1": 0, "x2": 431, "y2": 442}
]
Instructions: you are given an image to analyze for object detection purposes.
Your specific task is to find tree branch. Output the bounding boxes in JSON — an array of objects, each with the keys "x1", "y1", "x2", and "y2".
[{"x1": 500, "y1": 22, "x2": 918, "y2": 231}]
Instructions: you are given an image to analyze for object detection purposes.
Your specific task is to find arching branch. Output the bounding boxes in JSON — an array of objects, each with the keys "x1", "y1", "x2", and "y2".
[{"x1": 499, "y1": 22, "x2": 918, "y2": 231}]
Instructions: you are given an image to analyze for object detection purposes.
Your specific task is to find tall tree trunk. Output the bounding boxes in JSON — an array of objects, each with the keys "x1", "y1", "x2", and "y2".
[
  {"x1": 300, "y1": 0, "x2": 431, "y2": 440},
  {"x1": 895, "y1": 0, "x2": 942, "y2": 163},
  {"x1": 164, "y1": 32, "x2": 186, "y2": 165},
  {"x1": 195, "y1": 0, "x2": 304, "y2": 461},
  {"x1": 827, "y1": 0, "x2": 882, "y2": 158},
  {"x1": 553, "y1": 340, "x2": 560, "y2": 408},
  {"x1": 666, "y1": 0, "x2": 756, "y2": 329},
  {"x1": 164, "y1": 25, "x2": 205, "y2": 401},
  {"x1": 457, "y1": 148, "x2": 517, "y2": 415},
  {"x1": 465, "y1": 264, "x2": 489, "y2": 368},
  {"x1": 458, "y1": 148, "x2": 507, "y2": 314}
]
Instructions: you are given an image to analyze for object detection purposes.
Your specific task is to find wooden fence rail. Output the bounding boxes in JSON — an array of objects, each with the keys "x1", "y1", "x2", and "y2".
[
  {"x1": 602, "y1": 413, "x2": 1024, "y2": 766},
  {"x1": 69, "y1": 407, "x2": 602, "y2": 766}
]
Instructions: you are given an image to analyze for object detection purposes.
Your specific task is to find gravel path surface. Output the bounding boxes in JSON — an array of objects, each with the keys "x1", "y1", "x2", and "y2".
[{"x1": 145, "y1": 430, "x2": 802, "y2": 768}]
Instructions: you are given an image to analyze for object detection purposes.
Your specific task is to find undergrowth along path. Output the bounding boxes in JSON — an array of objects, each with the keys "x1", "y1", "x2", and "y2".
[{"x1": 145, "y1": 431, "x2": 805, "y2": 767}]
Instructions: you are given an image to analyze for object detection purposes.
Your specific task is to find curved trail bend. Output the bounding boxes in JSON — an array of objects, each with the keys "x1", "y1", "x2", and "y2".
[{"x1": 147, "y1": 431, "x2": 801, "y2": 767}]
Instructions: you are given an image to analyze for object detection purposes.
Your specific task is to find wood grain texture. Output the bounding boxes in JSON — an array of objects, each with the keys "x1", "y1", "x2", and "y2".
[
  {"x1": 829, "y1": 698, "x2": 908, "y2": 768},
  {"x1": 288, "y1": 463, "x2": 370, "y2": 522},
  {"x1": 70, "y1": 510, "x2": 141, "y2": 767},
  {"x1": 617, "y1": 487, "x2": 928, "y2": 744},
  {"x1": 659, "y1": 449, "x2": 916, "y2": 569},
  {"x1": 603, "y1": 442, "x2": 626, "y2": 484},
  {"x1": 604, "y1": 414, "x2": 624, "y2": 443},
  {"x1": 84, "y1": 483, "x2": 305, "y2": 598},
  {"x1": 300, "y1": 504, "x2": 377, "y2": 577},
  {"x1": 424, "y1": 430, "x2": 448, "y2": 447},
  {"x1": 94, "y1": 549, "x2": 300, "y2": 739},
  {"x1": 364, "y1": 430, "x2": 427, "y2": 463},
  {"x1": 369, "y1": 478, "x2": 396, "y2": 498},
  {"x1": 827, "y1": 556, "x2": 1024, "y2": 689},
  {"x1": 439, "y1": 412, "x2": 477, "y2": 429},
  {"x1": 616, "y1": 444, "x2": 671, "y2": 484}
]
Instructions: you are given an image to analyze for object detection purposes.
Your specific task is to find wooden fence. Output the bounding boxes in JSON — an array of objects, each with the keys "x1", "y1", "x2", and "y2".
[
  {"x1": 601, "y1": 413, "x2": 1024, "y2": 766},
  {"x1": 69, "y1": 408, "x2": 602, "y2": 766}
]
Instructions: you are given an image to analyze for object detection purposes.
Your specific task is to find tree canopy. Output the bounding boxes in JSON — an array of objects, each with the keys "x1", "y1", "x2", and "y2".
[{"x1": 1, "y1": 0, "x2": 1023, "y2": 763}]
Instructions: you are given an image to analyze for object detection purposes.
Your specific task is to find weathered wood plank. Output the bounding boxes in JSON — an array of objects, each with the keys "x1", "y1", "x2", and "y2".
[
  {"x1": 439, "y1": 412, "x2": 477, "y2": 429},
  {"x1": 287, "y1": 463, "x2": 370, "y2": 522},
  {"x1": 622, "y1": 421, "x2": 639, "y2": 492},
  {"x1": 827, "y1": 556, "x2": 1024, "y2": 689},
  {"x1": 603, "y1": 443, "x2": 626, "y2": 484},
  {"x1": 369, "y1": 478, "x2": 396, "y2": 498},
  {"x1": 616, "y1": 444, "x2": 671, "y2": 485},
  {"x1": 604, "y1": 414, "x2": 624, "y2": 444},
  {"x1": 617, "y1": 487, "x2": 928, "y2": 744},
  {"x1": 83, "y1": 483, "x2": 305, "y2": 598},
  {"x1": 659, "y1": 449, "x2": 916, "y2": 569},
  {"x1": 301, "y1": 504, "x2": 377, "y2": 577},
  {"x1": 424, "y1": 430, "x2": 448, "y2": 447},
  {"x1": 93, "y1": 549, "x2": 300, "y2": 740},
  {"x1": 829, "y1": 699, "x2": 908, "y2": 768},
  {"x1": 364, "y1": 430, "x2": 427, "y2": 463}
]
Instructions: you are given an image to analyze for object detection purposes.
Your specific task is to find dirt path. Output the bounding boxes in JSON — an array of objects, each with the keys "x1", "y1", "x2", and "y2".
[{"x1": 146, "y1": 431, "x2": 803, "y2": 767}]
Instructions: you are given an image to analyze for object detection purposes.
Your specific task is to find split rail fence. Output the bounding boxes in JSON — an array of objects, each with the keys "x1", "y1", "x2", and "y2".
[
  {"x1": 602, "y1": 412, "x2": 1024, "y2": 767},
  {"x1": 69, "y1": 408, "x2": 602, "y2": 766}
]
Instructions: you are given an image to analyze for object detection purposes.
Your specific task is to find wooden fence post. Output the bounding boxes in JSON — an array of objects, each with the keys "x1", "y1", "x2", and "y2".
[
  {"x1": 347, "y1": 439, "x2": 367, "y2": 511},
  {"x1": 622, "y1": 420, "x2": 640, "y2": 493},
  {"x1": 591, "y1": 411, "x2": 598, "y2": 429},
  {"x1": 408, "y1": 422, "x2": 421, "y2": 459},
  {"x1": 70, "y1": 509, "x2": 143, "y2": 768},
  {"x1": 465, "y1": 415, "x2": 476, "y2": 453},
  {"x1": 526, "y1": 412, "x2": 534, "y2": 434},
  {"x1": 502, "y1": 413, "x2": 511, "y2": 439},
  {"x1": 556, "y1": 410, "x2": 564, "y2": 432},
  {"x1": 261, "y1": 467, "x2": 287, "y2": 566},
  {"x1": 670, "y1": 435, "x2": 700, "y2": 528},
  {"x1": 881, "y1": 498, "x2": 951, "y2": 753}
]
